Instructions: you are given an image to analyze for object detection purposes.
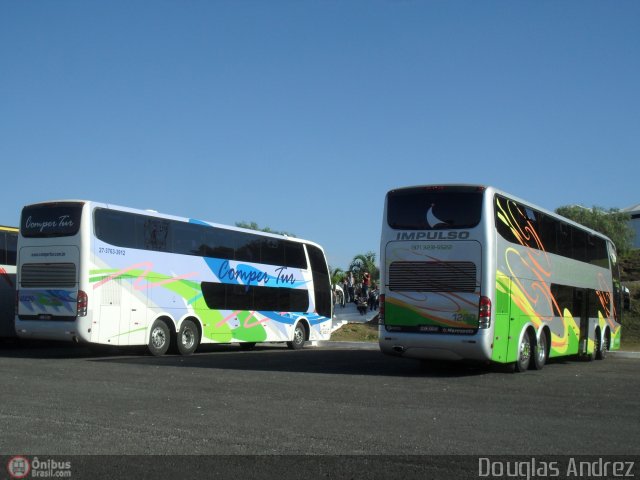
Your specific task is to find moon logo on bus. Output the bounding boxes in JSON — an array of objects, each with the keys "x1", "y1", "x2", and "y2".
[{"x1": 426, "y1": 205, "x2": 447, "y2": 228}]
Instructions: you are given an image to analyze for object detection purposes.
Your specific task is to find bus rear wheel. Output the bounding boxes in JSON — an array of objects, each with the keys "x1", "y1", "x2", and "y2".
[
  {"x1": 514, "y1": 330, "x2": 533, "y2": 372},
  {"x1": 531, "y1": 330, "x2": 548, "y2": 370},
  {"x1": 596, "y1": 331, "x2": 609, "y2": 360},
  {"x1": 287, "y1": 323, "x2": 306, "y2": 350},
  {"x1": 177, "y1": 319, "x2": 200, "y2": 356},
  {"x1": 148, "y1": 320, "x2": 171, "y2": 356}
]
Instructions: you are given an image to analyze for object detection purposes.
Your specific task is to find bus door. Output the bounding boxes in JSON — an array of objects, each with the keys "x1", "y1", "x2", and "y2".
[
  {"x1": 491, "y1": 274, "x2": 512, "y2": 363},
  {"x1": 97, "y1": 277, "x2": 146, "y2": 346},
  {"x1": 97, "y1": 277, "x2": 124, "y2": 345},
  {"x1": 574, "y1": 288, "x2": 591, "y2": 356}
]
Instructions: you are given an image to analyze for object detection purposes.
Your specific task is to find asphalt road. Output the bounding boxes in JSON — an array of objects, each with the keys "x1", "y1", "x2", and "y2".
[{"x1": 1, "y1": 341, "x2": 639, "y2": 478}]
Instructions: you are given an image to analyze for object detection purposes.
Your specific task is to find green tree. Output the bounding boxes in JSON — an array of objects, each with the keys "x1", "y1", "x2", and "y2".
[
  {"x1": 330, "y1": 267, "x2": 345, "y2": 286},
  {"x1": 555, "y1": 205, "x2": 634, "y2": 254},
  {"x1": 348, "y1": 251, "x2": 379, "y2": 284},
  {"x1": 235, "y1": 221, "x2": 296, "y2": 237}
]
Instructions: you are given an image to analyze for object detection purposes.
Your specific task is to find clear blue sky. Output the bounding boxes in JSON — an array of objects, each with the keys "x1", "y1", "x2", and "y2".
[{"x1": 1, "y1": 1, "x2": 639, "y2": 269}]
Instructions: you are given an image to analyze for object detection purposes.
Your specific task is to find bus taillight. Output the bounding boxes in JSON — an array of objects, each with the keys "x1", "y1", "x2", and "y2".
[
  {"x1": 479, "y1": 296, "x2": 491, "y2": 329},
  {"x1": 77, "y1": 290, "x2": 88, "y2": 317},
  {"x1": 379, "y1": 294, "x2": 385, "y2": 324}
]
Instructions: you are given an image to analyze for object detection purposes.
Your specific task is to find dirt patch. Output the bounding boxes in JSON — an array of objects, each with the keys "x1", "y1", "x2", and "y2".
[{"x1": 330, "y1": 322, "x2": 378, "y2": 342}]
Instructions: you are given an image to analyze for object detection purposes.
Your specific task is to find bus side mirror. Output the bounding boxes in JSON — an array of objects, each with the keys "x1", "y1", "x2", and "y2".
[{"x1": 623, "y1": 286, "x2": 631, "y2": 311}]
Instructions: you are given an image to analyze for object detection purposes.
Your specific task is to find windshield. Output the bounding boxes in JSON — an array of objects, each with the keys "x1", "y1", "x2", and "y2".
[
  {"x1": 387, "y1": 186, "x2": 483, "y2": 230},
  {"x1": 21, "y1": 202, "x2": 84, "y2": 238}
]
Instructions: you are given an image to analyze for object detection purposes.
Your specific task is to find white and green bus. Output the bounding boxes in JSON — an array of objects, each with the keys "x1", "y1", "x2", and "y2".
[
  {"x1": 15, "y1": 201, "x2": 332, "y2": 355},
  {"x1": 0, "y1": 225, "x2": 18, "y2": 337},
  {"x1": 379, "y1": 185, "x2": 627, "y2": 371}
]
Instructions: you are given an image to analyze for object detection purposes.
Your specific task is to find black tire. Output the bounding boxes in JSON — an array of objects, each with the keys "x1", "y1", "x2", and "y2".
[
  {"x1": 514, "y1": 330, "x2": 532, "y2": 372},
  {"x1": 148, "y1": 320, "x2": 171, "y2": 356},
  {"x1": 531, "y1": 330, "x2": 548, "y2": 370},
  {"x1": 586, "y1": 331, "x2": 597, "y2": 361},
  {"x1": 287, "y1": 323, "x2": 306, "y2": 350},
  {"x1": 596, "y1": 331, "x2": 609, "y2": 360},
  {"x1": 239, "y1": 342, "x2": 256, "y2": 351},
  {"x1": 177, "y1": 319, "x2": 200, "y2": 356}
]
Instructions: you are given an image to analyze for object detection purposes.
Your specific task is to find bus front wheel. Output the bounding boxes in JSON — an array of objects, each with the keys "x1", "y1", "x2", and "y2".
[
  {"x1": 287, "y1": 323, "x2": 306, "y2": 350},
  {"x1": 148, "y1": 320, "x2": 171, "y2": 356}
]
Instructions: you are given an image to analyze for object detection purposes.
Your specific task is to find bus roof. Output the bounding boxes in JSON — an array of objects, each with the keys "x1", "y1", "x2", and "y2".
[
  {"x1": 21, "y1": 200, "x2": 324, "y2": 250},
  {"x1": 386, "y1": 184, "x2": 614, "y2": 244}
]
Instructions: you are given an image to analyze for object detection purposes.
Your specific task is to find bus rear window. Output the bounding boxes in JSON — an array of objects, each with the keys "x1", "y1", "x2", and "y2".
[
  {"x1": 387, "y1": 187, "x2": 483, "y2": 230},
  {"x1": 21, "y1": 203, "x2": 83, "y2": 238}
]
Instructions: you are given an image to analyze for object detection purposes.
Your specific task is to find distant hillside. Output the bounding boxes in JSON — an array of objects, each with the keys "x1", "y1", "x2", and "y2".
[
  {"x1": 620, "y1": 251, "x2": 640, "y2": 345},
  {"x1": 621, "y1": 250, "x2": 640, "y2": 282}
]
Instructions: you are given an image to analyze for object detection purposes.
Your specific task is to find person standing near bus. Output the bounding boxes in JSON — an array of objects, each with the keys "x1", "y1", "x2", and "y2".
[
  {"x1": 362, "y1": 271, "x2": 371, "y2": 297},
  {"x1": 346, "y1": 271, "x2": 355, "y2": 303}
]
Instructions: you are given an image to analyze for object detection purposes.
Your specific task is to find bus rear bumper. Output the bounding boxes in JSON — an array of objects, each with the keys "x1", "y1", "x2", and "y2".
[
  {"x1": 15, "y1": 319, "x2": 85, "y2": 343},
  {"x1": 379, "y1": 326, "x2": 492, "y2": 362}
]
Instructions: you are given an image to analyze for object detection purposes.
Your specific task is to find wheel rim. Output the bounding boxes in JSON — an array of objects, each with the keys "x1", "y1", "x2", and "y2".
[
  {"x1": 537, "y1": 334, "x2": 546, "y2": 364},
  {"x1": 520, "y1": 335, "x2": 531, "y2": 365},
  {"x1": 294, "y1": 325, "x2": 304, "y2": 344},
  {"x1": 152, "y1": 326, "x2": 166, "y2": 349},
  {"x1": 181, "y1": 327, "x2": 195, "y2": 349}
]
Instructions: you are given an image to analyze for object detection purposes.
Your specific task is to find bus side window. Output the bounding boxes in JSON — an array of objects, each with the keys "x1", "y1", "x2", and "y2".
[
  {"x1": 6, "y1": 232, "x2": 16, "y2": 266},
  {"x1": 0, "y1": 232, "x2": 6, "y2": 265},
  {"x1": 235, "y1": 236, "x2": 260, "y2": 263},
  {"x1": 573, "y1": 288, "x2": 585, "y2": 320},
  {"x1": 284, "y1": 242, "x2": 306, "y2": 269},
  {"x1": 260, "y1": 238, "x2": 284, "y2": 266},
  {"x1": 573, "y1": 229, "x2": 588, "y2": 263},
  {"x1": 306, "y1": 244, "x2": 331, "y2": 318},
  {"x1": 551, "y1": 283, "x2": 573, "y2": 317},
  {"x1": 538, "y1": 215, "x2": 557, "y2": 253},
  {"x1": 144, "y1": 218, "x2": 170, "y2": 252},
  {"x1": 557, "y1": 224, "x2": 572, "y2": 258},
  {"x1": 95, "y1": 209, "x2": 137, "y2": 249},
  {"x1": 173, "y1": 222, "x2": 204, "y2": 256},
  {"x1": 588, "y1": 235, "x2": 608, "y2": 268}
]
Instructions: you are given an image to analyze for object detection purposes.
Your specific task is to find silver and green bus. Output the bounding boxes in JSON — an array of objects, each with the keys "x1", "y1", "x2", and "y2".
[
  {"x1": 379, "y1": 185, "x2": 626, "y2": 371},
  {"x1": 16, "y1": 201, "x2": 332, "y2": 355}
]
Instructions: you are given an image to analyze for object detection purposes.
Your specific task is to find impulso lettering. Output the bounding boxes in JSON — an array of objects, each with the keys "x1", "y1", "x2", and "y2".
[{"x1": 396, "y1": 231, "x2": 470, "y2": 241}]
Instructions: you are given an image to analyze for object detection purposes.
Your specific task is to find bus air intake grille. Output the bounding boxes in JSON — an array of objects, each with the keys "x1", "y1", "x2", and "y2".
[
  {"x1": 388, "y1": 261, "x2": 477, "y2": 293},
  {"x1": 21, "y1": 263, "x2": 77, "y2": 288}
]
